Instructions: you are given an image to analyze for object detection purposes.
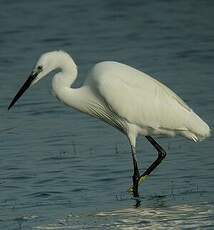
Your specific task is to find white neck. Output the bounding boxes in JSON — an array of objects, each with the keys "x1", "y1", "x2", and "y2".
[
  {"x1": 54, "y1": 51, "x2": 77, "y2": 84},
  {"x1": 51, "y1": 52, "x2": 88, "y2": 113}
]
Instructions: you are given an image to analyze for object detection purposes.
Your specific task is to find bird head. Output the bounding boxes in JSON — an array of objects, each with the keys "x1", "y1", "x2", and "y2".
[{"x1": 8, "y1": 51, "x2": 62, "y2": 110}]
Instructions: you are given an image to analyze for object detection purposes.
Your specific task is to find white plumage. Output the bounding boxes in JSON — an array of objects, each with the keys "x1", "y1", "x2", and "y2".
[
  {"x1": 9, "y1": 50, "x2": 210, "y2": 148},
  {"x1": 84, "y1": 61, "x2": 210, "y2": 144},
  {"x1": 8, "y1": 50, "x2": 210, "y2": 197}
]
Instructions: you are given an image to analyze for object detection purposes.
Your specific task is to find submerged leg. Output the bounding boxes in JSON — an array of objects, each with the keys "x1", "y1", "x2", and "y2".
[
  {"x1": 131, "y1": 145, "x2": 140, "y2": 197},
  {"x1": 138, "y1": 136, "x2": 166, "y2": 184}
]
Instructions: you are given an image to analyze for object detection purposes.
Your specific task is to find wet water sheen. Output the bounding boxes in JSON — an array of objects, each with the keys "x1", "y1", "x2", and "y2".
[{"x1": 0, "y1": 0, "x2": 214, "y2": 229}]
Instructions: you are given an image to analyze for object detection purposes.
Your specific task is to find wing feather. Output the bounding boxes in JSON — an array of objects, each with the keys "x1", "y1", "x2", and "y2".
[{"x1": 89, "y1": 62, "x2": 191, "y2": 131}]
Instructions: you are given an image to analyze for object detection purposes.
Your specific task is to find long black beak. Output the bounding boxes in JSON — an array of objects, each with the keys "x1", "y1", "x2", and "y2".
[{"x1": 8, "y1": 71, "x2": 38, "y2": 110}]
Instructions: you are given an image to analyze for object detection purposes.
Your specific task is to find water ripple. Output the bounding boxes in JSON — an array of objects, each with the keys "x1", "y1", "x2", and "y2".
[{"x1": 34, "y1": 202, "x2": 214, "y2": 229}]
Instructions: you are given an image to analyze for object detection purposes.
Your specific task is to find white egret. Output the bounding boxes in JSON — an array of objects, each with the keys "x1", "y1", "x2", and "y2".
[{"x1": 8, "y1": 51, "x2": 210, "y2": 197}]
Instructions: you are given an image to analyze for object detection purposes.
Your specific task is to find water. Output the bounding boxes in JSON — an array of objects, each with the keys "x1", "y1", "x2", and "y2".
[{"x1": 0, "y1": 0, "x2": 214, "y2": 229}]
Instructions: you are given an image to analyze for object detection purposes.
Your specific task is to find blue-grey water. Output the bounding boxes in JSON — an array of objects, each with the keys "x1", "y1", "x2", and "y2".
[{"x1": 1, "y1": 0, "x2": 214, "y2": 229}]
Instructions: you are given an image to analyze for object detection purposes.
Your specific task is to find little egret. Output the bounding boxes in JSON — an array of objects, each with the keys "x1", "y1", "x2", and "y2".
[{"x1": 8, "y1": 51, "x2": 210, "y2": 197}]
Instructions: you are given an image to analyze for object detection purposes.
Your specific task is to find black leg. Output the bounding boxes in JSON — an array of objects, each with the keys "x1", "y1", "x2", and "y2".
[
  {"x1": 140, "y1": 136, "x2": 166, "y2": 179},
  {"x1": 131, "y1": 145, "x2": 140, "y2": 197}
]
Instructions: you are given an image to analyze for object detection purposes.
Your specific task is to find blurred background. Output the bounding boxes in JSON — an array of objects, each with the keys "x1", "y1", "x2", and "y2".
[{"x1": 0, "y1": 0, "x2": 213, "y2": 229}]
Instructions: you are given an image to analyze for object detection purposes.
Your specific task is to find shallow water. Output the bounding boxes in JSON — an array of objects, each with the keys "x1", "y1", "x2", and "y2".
[{"x1": 0, "y1": 0, "x2": 214, "y2": 229}]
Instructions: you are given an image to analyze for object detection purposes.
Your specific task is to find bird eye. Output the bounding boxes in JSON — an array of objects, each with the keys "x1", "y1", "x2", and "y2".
[{"x1": 37, "y1": 65, "x2": 43, "y2": 72}]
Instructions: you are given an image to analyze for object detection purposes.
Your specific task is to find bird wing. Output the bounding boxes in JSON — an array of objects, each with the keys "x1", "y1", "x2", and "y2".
[{"x1": 91, "y1": 62, "x2": 192, "y2": 131}]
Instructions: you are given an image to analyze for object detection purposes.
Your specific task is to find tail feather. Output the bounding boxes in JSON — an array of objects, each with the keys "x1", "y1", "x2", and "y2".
[{"x1": 186, "y1": 111, "x2": 210, "y2": 141}]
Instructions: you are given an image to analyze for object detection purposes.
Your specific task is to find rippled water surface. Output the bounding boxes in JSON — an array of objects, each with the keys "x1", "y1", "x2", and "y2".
[{"x1": 0, "y1": 0, "x2": 214, "y2": 229}]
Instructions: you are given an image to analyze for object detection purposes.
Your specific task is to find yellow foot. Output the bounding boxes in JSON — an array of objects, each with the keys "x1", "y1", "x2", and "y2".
[
  {"x1": 128, "y1": 175, "x2": 148, "y2": 193},
  {"x1": 138, "y1": 175, "x2": 148, "y2": 185}
]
